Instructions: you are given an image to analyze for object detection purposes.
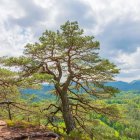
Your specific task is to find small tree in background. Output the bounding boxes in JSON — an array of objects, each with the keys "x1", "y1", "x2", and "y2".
[
  {"x1": 0, "y1": 68, "x2": 21, "y2": 120},
  {"x1": 0, "y1": 68, "x2": 39, "y2": 121},
  {"x1": 0, "y1": 21, "x2": 119, "y2": 134}
]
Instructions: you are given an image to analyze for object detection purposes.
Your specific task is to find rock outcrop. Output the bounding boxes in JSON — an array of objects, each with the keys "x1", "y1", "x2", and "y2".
[
  {"x1": 0, "y1": 120, "x2": 7, "y2": 131},
  {"x1": 0, "y1": 121, "x2": 59, "y2": 140}
]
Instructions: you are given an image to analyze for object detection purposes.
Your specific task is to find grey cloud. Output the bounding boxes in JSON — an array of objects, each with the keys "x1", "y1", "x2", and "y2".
[
  {"x1": 7, "y1": 0, "x2": 95, "y2": 37},
  {"x1": 7, "y1": 0, "x2": 50, "y2": 37},
  {"x1": 9, "y1": 0, "x2": 48, "y2": 27},
  {"x1": 95, "y1": 18, "x2": 140, "y2": 81},
  {"x1": 98, "y1": 19, "x2": 140, "y2": 58},
  {"x1": 53, "y1": 0, "x2": 96, "y2": 29}
]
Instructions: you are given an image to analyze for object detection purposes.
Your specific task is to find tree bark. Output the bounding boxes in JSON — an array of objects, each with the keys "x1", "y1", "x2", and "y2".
[{"x1": 60, "y1": 91, "x2": 75, "y2": 134}]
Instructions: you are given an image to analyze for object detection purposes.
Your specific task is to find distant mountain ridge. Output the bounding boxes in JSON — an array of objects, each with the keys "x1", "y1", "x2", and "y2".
[
  {"x1": 21, "y1": 80, "x2": 140, "y2": 99},
  {"x1": 21, "y1": 84, "x2": 55, "y2": 99},
  {"x1": 106, "y1": 80, "x2": 140, "y2": 91}
]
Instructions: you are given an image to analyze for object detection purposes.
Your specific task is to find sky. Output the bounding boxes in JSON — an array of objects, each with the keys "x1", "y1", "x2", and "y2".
[{"x1": 0, "y1": 0, "x2": 140, "y2": 82}]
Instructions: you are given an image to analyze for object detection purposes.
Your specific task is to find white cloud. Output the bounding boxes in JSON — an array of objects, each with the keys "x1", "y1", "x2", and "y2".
[
  {"x1": 115, "y1": 47, "x2": 140, "y2": 81},
  {"x1": 84, "y1": 0, "x2": 140, "y2": 35},
  {"x1": 0, "y1": 0, "x2": 140, "y2": 81},
  {"x1": 0, "y1": 0, "x2": 25, "y2": 20},
  {"x1": 116, "y1": 47, "x2": 140, "y2": 70},
  {"x1": 0, "y1": 21, "x2": 34, "y2": 56}
]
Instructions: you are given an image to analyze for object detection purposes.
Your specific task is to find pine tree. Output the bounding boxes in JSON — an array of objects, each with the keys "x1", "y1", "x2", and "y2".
[{"x1": 0, "y1": 21, "x2": 119, "y2": 134}]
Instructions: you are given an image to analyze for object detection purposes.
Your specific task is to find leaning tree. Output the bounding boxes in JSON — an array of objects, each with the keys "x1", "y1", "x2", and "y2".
[{"x1": 0, "y1": 21, "x2": 119, "y2": 134}]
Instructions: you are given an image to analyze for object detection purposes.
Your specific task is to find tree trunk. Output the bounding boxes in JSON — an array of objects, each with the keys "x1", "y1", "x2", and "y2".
[
  {"x1": 60, "y1": 91, "x2": 75, "y2": 134},
  {"x1": 7, "y1": 104, "x2": 12, "y2": 120}
]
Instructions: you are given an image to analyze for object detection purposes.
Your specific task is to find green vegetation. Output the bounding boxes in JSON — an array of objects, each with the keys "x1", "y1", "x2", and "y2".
[
  {"x1": 1, "y1": 87, "x2": 140, "y2": 139},
  {"x1": 0, "y1": 21, "x2": 140, "y2": 139}
]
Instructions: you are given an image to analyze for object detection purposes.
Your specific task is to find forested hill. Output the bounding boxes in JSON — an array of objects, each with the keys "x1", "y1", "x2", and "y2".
[
  {"x1": 21, "y1": 84, "x2": 55, "y2": 99},
  {"x1": 106, "y1": 80, "x2": 140, "y2": 91},
  {"x1": 22, "y1": 80, "x2": 140, "y2": 98}
]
